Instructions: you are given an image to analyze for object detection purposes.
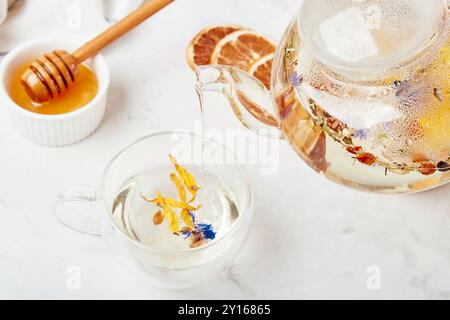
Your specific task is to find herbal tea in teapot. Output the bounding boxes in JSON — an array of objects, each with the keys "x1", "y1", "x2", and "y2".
[{"x1": 197, "y1": 0, "x2": 449, "y2": 193}]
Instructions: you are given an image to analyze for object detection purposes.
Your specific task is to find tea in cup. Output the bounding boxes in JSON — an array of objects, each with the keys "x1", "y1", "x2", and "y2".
[{"x1": 54, "y1": 132, "x2": 253, "y2": 289}]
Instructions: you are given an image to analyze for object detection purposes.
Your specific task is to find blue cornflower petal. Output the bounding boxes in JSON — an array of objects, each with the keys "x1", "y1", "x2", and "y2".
[
  {"x1": 354, "y1": 129, "x2": 368, "y2": 140},
  {"x1": 180, "y1": 227, "x2": 192, "y2": 239},
  {"x1": 189, "y1": 211, "x2": 196, "y2": 223},
  {"x1": 289, "y1": 71, "x2": 302, "y2": 87},
  {"x1": 183, "y1": 232, "x2": 192, "y2": 239},
  {"x1": 197, "y1": 223, "x2": 216, "y2": 240}
]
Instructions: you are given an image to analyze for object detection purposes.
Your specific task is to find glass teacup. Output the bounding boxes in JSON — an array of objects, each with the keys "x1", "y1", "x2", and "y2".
[{"x1": 54, "y1": 131, "x2": 253, "y2": 289}]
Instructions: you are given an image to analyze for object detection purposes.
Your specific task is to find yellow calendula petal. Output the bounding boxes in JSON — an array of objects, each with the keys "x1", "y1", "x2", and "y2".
[
  {"x1": 186, "y1": 204, "x2": 201, "y2": 212},
  {"x1": 170, "y1": 173, "x2": 187, "y2": 202},
  {"x1": 142, "y1": 156, "x2": 204, "y2": 236},
  {"x1": 169, "y1": 155, "x2": 199, "y2": 202},
  {"x1": 164, "y1": 198, "x2": 186, "y2": 209},
  {"x1": 169, "y1": 154, "x2": 179, "y2": 166},
  {"x1": 185, "y1": 173, "x2": 199, "y2": 203},
  {"x1": 164, "y1": 198, "x2": 200, "y2": 212},
  {"x1": 163, "y1": 203, "x2": 180, "y2": 234},
  {"x1": 141, "y1": 193, "x2": 153, "y2": 203},
  {"x1": 181, "y1": 209, "x2": 195, "y2": 229},
  {"x1": 141, "y1": 193, "x2": 164, "y2": 207}
]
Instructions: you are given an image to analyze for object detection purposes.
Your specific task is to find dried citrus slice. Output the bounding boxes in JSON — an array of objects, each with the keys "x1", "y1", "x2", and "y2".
[
  {"x1": 247, "y1": 53, "x2": 274, "y2": 89},
  {"x1": 211, "y1": 30, "x2": 277, "y2": 71},
  {"x1": 186, "y1": 24, "x2": 245, "y2": 70}
]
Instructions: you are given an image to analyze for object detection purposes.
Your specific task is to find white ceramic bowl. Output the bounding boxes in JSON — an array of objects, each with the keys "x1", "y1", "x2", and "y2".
[{"x1": 0, "y1": 38, "x2": 110, "y2": 147}]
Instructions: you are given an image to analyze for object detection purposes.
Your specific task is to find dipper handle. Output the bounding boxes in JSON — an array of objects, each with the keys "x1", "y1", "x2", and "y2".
[
  {"x1": 20, "y1": 0, "x2": 174, "y2": 103},
  {"x1": 73, "y1": 0, "x2": 174, "y2": 63}
]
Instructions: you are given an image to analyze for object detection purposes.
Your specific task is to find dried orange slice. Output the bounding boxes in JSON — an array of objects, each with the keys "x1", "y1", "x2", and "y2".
[
  {"x1": 247, "y1": 53, "x2": 274, "y2": 89},
  {"x1": 186, "y1": 24, "x2": 245, "y2": 70},
  {"x1": 211, "y1": 30, "x2": 277, "y2": 71}
]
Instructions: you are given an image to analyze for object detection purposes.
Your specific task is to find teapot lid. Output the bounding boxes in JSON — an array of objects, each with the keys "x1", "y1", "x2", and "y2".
[{"x1": 297, "y1": 0, "x2": 448, "y2": 78}]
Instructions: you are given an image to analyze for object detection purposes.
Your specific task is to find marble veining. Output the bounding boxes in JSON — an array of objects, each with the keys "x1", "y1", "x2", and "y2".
[{"x1": 0, "y1": 0, "x2": 449, "y2": 299}]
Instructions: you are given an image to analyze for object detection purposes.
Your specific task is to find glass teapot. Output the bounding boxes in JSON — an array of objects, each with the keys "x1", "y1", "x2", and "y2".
[{"x1": 196, "y1": 0, "x2": 450, "y2": 194}]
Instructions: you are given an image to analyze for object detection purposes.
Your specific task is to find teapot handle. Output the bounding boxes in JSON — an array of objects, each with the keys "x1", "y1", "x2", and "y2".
[{"x1": 196, "y1": 65, "x2": 283, "y2": 139}]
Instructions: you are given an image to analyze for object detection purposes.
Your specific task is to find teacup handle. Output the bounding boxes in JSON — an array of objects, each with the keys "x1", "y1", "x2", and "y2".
[{"x1": 53, "y1": 185, "x2": 103, "y2": 236}]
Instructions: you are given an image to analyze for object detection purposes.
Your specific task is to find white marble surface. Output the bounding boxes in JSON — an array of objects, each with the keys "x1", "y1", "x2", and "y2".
[{"x1": 1, "y1": 0, "x2": 450, "y2": 299}]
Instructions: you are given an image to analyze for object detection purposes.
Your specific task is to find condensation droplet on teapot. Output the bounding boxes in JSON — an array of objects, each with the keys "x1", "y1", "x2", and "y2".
[{"x1": 297, "y1": 0, "x2": 447, "y2": 76}]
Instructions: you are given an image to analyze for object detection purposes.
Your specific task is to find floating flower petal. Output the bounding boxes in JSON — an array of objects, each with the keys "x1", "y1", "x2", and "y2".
[
  {"x1": 170, "y1": 173, "x2": 187, "y2": 202},
  {"x1": 197, "y1": 223, "x2": 216, "y2": 240},
  {"x1": 181, "y1": 209, "x2": 195, "y2": 229},
  {"x1": 169, "y1": 155, "x2": 199, "y2": 202}
]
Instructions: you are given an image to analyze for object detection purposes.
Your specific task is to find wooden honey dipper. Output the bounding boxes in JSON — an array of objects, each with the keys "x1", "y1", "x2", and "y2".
[{"x1": 21, "y1": 0, "x2": 174, "y2": 103}]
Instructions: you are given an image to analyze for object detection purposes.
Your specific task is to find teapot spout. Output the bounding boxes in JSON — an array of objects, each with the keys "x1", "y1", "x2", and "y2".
[
  {"x1": 195, "y1": 65, "x2": 281, "y2": 138},
  {"x1": 195, "y1": 65, "x2": 234, "y2": 96}
]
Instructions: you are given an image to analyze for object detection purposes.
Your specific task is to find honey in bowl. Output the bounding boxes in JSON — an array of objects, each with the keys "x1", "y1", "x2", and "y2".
[{"x1": 8, "y1": 62, "x2": 98, "y2": 115}]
